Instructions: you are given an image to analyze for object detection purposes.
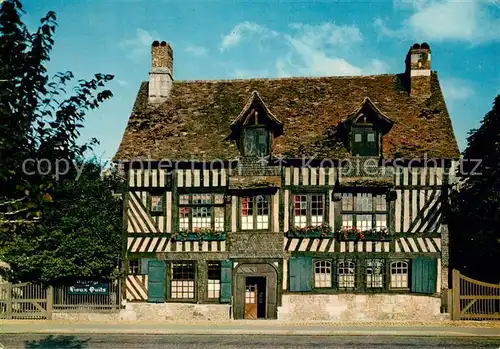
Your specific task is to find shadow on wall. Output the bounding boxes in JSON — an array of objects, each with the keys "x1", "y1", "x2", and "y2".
[{"x1": 25, "y1": 335, "x2": 89, "y2": 349}]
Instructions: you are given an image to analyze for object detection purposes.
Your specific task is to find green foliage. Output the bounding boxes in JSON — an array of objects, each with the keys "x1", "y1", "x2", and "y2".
[
  {"x1": 450, "y1": 95, "x2": 500, "y2": 283},
  {"x1": 0, "y1": 161, "x2": 124, "y2": 285},
  {"x1": 0, "y1": 1, "x2": 118, "y2": 285},
  {"x1": 0, "y1": 0, "x2": 113, "y2": 232}
]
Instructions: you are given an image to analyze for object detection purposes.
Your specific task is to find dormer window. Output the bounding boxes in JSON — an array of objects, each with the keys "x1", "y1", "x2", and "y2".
[
  {"x1": 345, "y1": 98, "x2": 394, "y2": 158},
  {"x1": 352, "y1": 126, "x2": 378, "y2": 157},
  {"x1": 226, "y1": 91, "x2": 283, "y2": 158},
  {"x1": 243, "y1": 126, "x2": 270, "y2": 157}
]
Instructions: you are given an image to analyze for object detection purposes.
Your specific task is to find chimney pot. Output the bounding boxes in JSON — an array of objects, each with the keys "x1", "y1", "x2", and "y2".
[{"x1": 405, "y1": 42, "x2": 431, "y2": 98}]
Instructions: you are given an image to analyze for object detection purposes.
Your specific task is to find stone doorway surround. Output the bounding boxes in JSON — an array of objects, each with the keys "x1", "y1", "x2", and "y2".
[{"x1": 233, "y1": 263, "x2": 278, "y2": 319}]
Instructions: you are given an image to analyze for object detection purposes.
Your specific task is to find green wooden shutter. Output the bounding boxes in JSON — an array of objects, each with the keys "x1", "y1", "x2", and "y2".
[
  {"x1": 289, "y1": 256, "x2": 312, "y2": 292},
  {"x1": 140, "y1": 258, "x2": 154, "y2": 275},
  {"x1": 147, "y1": 260, "x2": 166, "y2": 303},
  {"x1": 411, "y1": 257, "x2": 437, "y2": 294},
  {"x1": 220, "y1": 260, "x2": 232, "y2": 303}
]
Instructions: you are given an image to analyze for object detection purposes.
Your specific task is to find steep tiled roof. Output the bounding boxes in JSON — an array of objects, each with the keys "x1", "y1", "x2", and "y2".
[{"x1": 113, "y1": 73, "x2": 459, "y2": 162}]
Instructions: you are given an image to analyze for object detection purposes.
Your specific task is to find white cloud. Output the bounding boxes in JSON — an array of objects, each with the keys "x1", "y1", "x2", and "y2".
[
  {"x1": 441, "y1": 78, "x2": 475, "y2": 101},
  {"x1": 120, "y1": 28, "x2": 157, "y2": 59},
  {"x1": 221, "y1": 21, "x2": 388, "y2": 78},
  {"x1": 375, "y1": 0, "x2": 500, "y2": 43},
  {"x1": 220, "y1": 21, "x2": 279, "y2": 51},
  {"x1": 116, "y1": 79, "x2": 129, "y2": 86},
  {"x1": 233, "y1": 69, "x2": 269, "y2": 79},
  {"x1": 185, "y1": 44, "x2": 208, "y2": 57},
  {"x1": 288, "y1": 23, "x2": 363, "y2": 47},
  {"x1": 276, "y1": 59, "x2": 292, "y2": 78},
  {"x1": 283, "y1": 23, "x2": 388, "y2": 76}
]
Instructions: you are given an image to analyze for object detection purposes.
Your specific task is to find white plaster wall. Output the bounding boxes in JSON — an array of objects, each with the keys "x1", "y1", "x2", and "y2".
[{"x1": 278, "y1": 294, "x2": 442, "y2": 321}]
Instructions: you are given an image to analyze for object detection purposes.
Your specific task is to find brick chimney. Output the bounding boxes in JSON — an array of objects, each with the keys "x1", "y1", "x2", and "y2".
[
  {"x1": 148, "y1": 40, "x2": 173, "y2": 104},
  {"x1": 405, "y1": 42, "x2": 431, "y2": 98}
]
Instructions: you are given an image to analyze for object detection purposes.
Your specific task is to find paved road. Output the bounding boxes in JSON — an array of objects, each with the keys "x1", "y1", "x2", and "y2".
[{"x1": 0, "y1": 334, "x2": 499, "y2": 349}]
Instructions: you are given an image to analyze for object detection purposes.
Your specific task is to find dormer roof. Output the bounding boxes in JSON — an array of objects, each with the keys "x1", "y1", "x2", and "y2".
[
  {"x1": 345, "y1": 97, "x2": 394, "y2": 135},
  {"x1": 226, "y1": 91, "x2": 283, "y2": 141}
]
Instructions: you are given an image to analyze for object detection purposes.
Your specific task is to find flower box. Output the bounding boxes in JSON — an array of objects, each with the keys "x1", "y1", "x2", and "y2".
[
  {"x1": 171, "y1": 232, "x2": 226, "y2": 241},
  {"x1": 286, "y1": 224, "x2": 333, "y2": 239},
  {"x1": 286, "y1": 231, "x2": 333, "y2": 238},
  {"x1": 337, "y1": 227, "x2": 392, "y2": 241}
]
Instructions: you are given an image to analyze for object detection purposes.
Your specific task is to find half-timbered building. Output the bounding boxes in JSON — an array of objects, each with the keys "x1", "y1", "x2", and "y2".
[{"x1": 113, "y1": 41, "x2": 459, "y2": 321}]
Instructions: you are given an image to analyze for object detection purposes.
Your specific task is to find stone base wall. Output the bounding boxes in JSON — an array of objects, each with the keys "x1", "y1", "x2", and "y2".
[
  {"x1": 121, "y1": 303, "x2": 231, "y2": 321},
  {"x1": 278, "y1": 294, "x2": 443, "y2": 321},
  {"x1": 53, "y1": 312, "x2": 120, "y2": 321}
]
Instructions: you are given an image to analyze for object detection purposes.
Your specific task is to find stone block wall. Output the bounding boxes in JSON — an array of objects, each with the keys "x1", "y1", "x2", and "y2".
[
  {"x1": 121, "y1": 303, "x2": 231, "y2": 321},
  {"x1": 278, "y1": 294, "x2": 442, "y2": 321},
  {"x1": 229, "y1": 232, "x2": 284, "y2": 259},
  {"x1": 53, "y1": 312, "x2": 120, "y2": 321}
]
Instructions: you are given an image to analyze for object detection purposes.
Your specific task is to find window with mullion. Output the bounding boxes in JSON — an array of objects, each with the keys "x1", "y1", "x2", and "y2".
[
  {"x1": 390, "y1": 260, "x2": 409, "y2": 289},
  {"x1": 149, "y1": 193, "x2": 165, "y2": 215},
  {"x1": 207, "y1": 261, "x2": 221, "y2": 299},
  {"x1": 340, "y1": 193, "x2": 388, "y2": 231},
  {"x1": 336, "y1": 258, "x2": 357, "y2": 290},
  {"x1": 241, "y1": 195, "x2": 270, "y2": 230},
  {"x1": 171, "y1": 261, "x2": 195, "y2": 299},
  {"x1": 179, "y1": 193, "x2": 224, "y2": 231},
  {"x1": 314, "y1": 260, "x2": 332, "y2": 288},
  {"x1": 365, "y1": 259, "x2": 385, "y2": 289},
  {"x1": 293, "y1": 194, "x2": 325, "y2": 228}
]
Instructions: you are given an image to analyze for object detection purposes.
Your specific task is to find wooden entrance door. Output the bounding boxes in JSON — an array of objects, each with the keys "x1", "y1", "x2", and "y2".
[{"x1": 244, "y1": 284, "x2": 257, "y2": 319}]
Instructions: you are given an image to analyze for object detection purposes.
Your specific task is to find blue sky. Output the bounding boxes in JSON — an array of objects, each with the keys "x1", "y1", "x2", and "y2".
[{"x1": 19, "y1": 0, "x2": 500, "y2": 160}]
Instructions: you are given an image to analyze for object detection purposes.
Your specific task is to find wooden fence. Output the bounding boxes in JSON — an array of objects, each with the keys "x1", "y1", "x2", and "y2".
[
  {"x1": 53, "y1": 281, "x2": 120, "y2": 312},
  {"x1": 451, "y1": 269, "x2": 500, "y2": 320},
  {"x1": 0, "y1": 282, "x2": 52, "y2": 319},
  {"x1": 0, "y1": 280, "x2": 120, "y2": 320}
]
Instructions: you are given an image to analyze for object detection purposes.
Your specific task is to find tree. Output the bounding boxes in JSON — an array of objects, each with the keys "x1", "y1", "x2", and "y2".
[
  {"x1": 450, "y1": 95, "x2": 500, "y2": 283},
  {"x1": 0, "y1": 160, "x2": 124, "y2": 284},
  {"x1": 0, "y1": 0, "x2": 113, "y2": 234}
]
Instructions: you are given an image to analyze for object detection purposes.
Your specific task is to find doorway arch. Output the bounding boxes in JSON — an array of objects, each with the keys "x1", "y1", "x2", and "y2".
[{"x1": 234, "y1": 263, "x2": 278, "y2": 319}]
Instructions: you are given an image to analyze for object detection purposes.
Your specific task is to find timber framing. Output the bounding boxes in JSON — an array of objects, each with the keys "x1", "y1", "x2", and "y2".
[{"x1": 115, "y1": 43, "x2": 459, "y2": 318}]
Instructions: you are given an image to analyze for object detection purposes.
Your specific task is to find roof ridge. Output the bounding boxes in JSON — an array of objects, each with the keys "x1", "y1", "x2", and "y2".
[{"x1": 173, "y1": 73, "x2": 399, "y2": 84}]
